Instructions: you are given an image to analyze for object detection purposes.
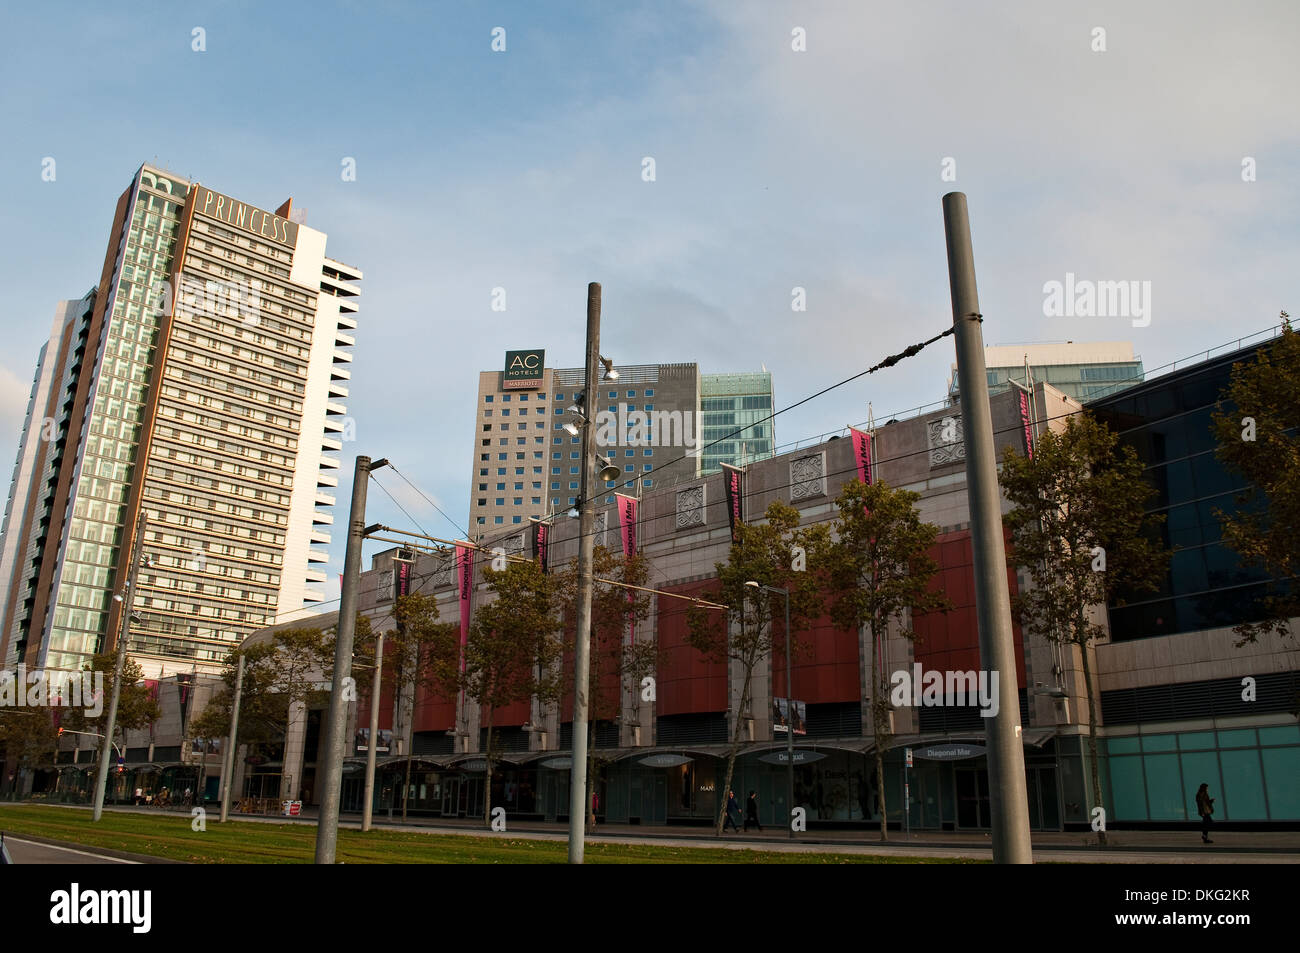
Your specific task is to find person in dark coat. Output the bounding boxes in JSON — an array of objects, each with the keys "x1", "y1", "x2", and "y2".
[
  {"x1": 1195, "y1": 783, "x2": 1215, "y2": 843},
  {"x1": 723, "y1": 788, "x2": 741, "y2": 832},
  {"x1": 745, "y1": 790, "x2": 762, "y2": 831}
]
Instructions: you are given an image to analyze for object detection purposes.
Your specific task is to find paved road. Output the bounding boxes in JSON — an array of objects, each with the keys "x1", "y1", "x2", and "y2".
[{"x1": 2, "y1": 835, "x2": 139, "y2": 865}]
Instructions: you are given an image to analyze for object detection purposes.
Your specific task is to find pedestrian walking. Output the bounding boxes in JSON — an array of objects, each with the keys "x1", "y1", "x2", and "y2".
[
  {"x1": 723, "y1": 788, "x2": 741, "y2": 833},
  {"x1": 1195, "y1": 783, "x2": 1215, "y2": 843},
  {"x1": 744, "y1": 790, "x2": 762, "y2": 831}
]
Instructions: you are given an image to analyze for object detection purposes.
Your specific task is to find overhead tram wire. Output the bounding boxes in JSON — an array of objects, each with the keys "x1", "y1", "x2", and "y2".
[
  {"x1": 387, "y1": 464, "x2": 470, "y2": 540},
  {"x1": 573, "y1": 325, "x2": 956, "y2": 516}
]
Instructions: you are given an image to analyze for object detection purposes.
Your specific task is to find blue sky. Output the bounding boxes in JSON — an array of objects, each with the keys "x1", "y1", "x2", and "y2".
[{"x1": 1, "y1": 1, "x2": 1296, "y2": 611}]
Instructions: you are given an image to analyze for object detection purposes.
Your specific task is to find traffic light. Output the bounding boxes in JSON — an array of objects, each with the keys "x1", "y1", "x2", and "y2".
[{"x1": 57, "y1": 727, "x2": 63, "y2": 737}]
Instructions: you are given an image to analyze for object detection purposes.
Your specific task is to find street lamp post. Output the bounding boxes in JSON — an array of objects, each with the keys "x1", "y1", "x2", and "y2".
[
  {"x1": 92, "y1": 508, "x2": 148, "y2": 822},
  {"x1": 315, "y1": 454, "x2": 387, "y2": 864},
  {"x1": 362, "y1": 632, "x2": 384, "y2": 832},
  {"x1": 219, "y1": 648, "x2": 245, "y2": 823},
  {"x1": 746, "y1": 581, "x2": 794, "y2": 839}
]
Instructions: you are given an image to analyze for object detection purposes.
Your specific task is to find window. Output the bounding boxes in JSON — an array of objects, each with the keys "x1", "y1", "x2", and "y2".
[
  {"x1": 500, "y1": 423, "x2": 510, "y2": 431},
  {"x1": 608, "y1": 391, "x2": 617, "y2": 398},
  {"x1": 605, "y1": 481, "x2": 615, "y2": 488},
  {"x1": 513, "y1": 516, "x2": 522, "y2": 524},
  {"x1": 502, "y1": 394, "x2": 511, "y2": 402},
  {"x1": 496, "y1": 483, "x2": 506, "y2": 490},
  {"x1": 627, "y1": 390, "x2": 636, "y2": 398},
  {"x1": 644, "y1": 464, "x2": 652, "y2": 471},
  {"x1": 625, "y1": 449, "x2": 634, "y2": 457},
  {"x1": 498, "y1": 453, "x2": 507, "y2": 460},
  {"x1": 606, "y1": 495, "x2": 615, "y2": 503},
  {"x1": 495, "y1": 498, "x2": 505, "y2": 505},
  {"x1": 514, "y1": 482, "x2": 523, "y2": 490},
  {"x1": 532, "y1": 481, "x2": 541, "y2": 489},
  {"x1": 513, "y1": 498, "x2": 522, "y2": 505},
  {"x1": 518, "y1": 408, "x2": 527, "y2": 415},
  {"x1": 501, "y1": 409, "x2": 510, "y2": 417},
  {"x1": 482, "y1": 424, "x2": 491, "y2": 432},
  {"x1": 551, "y1": 482, "x2": 559, "y2": 490},
  {"x1": 571, "y1": 452, "x2": 579, "y2": 459},
  {"x1": 569, "y1": 482, "x2": 579, "y2": 489},
  {"x1": 552, "y1": 467, "x2": 560, "y2": 475},
  {"x1": 570, "y1": 467, "x2": 579, "y2": 474},
  {"x1": 520, "y1": 394, "x2": 528, "y2": 401},
  {"x1": 553, "y1": 452, "x2": 561, "y2": 459},
  {"x1": 625, "y1": 465, "x2": 634, "y2": 472},
  {"x1": 643, "y1": 449, "x2": 653, "y2": 456},
  {"x1": 477, "y1": 517, "x2": 485, "y2": 525},
  {"x1": 485, "y1": 395, "x2": 494, "y2": 403},
  {"x1": 497, "y1": 467, "x2": 506, "y2": 475},
  {"x1": 532, "y1": 466, "x2": 542, "y2": 474},
  {"x1": 531, "y1": 496, "x2": 541, "y2": 504},
  {"x1": 644, "y1": 404, "x2": 654, "y2": 411},
  {"x1": 645, "y1": 389, "x2": 653, "y2": 396},
  {"x1": 515, "y1": 467, "x2": 524, "y2": 474},
  {"x1": 479, "y1": 468, "x2": 488, "y2": 475},
  {"x1": 643, "y1": 479, "x2": 653, "y2": 487},
  {"x1": 483, "y1": 410, "x2": 493, "y2": 418},
  {"x1": 555, "y1": 393, "x2": 565, "y2": 401},
  {"x1": 494, "y1": 516, "x2": 503, "y2": 524},
  {"x1": 477, "y1": 499, "x2": 486, "y2": 506}
]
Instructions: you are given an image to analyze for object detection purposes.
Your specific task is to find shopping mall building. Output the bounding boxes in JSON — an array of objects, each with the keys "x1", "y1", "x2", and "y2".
[{"x1": 25, "y1": 333, "x2": 1299, "y2": 830}]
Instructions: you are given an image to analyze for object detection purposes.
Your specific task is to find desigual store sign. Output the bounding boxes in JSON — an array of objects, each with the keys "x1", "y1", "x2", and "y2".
[{"x1": 192, "y1": 185, "x2": 299, "y2": 248}]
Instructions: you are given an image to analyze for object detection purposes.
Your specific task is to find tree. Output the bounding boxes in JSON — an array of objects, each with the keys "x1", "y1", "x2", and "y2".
[
  {"x1": 0, "y1": 705, "x2": 59, "y2": 794},
  {"x1": 555, "y1": 547, "x2": 655, "y2": 824},
  {"x1": 354, "y1": 594, "x2": 457, "y2": 819},
  {"x1": 813, "y1": 478, "x2": 951, "y2": 840},
  {"x1": 190, "y1": 626, "x2": 332, "y2": 799},
  {"x1": 686, "y1": 500, "x2": 824, "y2": 836},
  {"x1": 999, "y1": 412, "x2": 1166, "y2": 844},
  {"x1": 60, "y1": 648, "x2": 162, "y2": 757},
  {"x1": 427, "y1": 559, "x2": 564, "y2": 828},
  {"x1": 1210, "y1": 314, "x2": 1300, "y2": 645}
]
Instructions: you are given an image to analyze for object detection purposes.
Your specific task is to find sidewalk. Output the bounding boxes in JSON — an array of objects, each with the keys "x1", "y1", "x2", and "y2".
[{"x1": 86, "y1": 802, "x2": 1300, "y2": 863}]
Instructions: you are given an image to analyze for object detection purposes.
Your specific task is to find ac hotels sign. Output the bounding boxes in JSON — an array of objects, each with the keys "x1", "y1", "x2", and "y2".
[{"x1": 503, "y1": 349, "x2": 544, "y2": 389}]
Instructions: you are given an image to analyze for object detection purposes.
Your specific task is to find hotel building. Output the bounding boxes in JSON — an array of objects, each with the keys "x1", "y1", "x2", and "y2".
[{"x1": 0, "y1": 163, "x2": 360, "y2": 678}]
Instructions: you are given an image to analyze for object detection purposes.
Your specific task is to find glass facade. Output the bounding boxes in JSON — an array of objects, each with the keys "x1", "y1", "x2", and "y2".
[
  {"x1": 1104, "y1": 724, "x2": 1300, "y2": 821},
  {"x1": 44, "y1": 169, "x2": 186, "y2": 672},
  {"x1": 1089, "y1": 343, "x2": 1281, "y2": 641},
  {"x1": 699, "y1": 371, "x2": 775, "y2": 474}
]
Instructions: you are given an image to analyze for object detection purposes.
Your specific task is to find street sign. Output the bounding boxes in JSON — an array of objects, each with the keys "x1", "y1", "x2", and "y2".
[
  {"x1": 905, "y1": 747, "x2": 913, "y2": 768},
  {"x1": 638, "y1": 754, "x2": 693, "y2": 768},
  {"x1": 917, "y1": 743, "x2": 986, "y2": 761},
  {"x1": 757, "y1": 750, "x2": 826, "y2": 765},
  {"x1": 540, "y1": 757, "x2": 572, "y2": 769}
]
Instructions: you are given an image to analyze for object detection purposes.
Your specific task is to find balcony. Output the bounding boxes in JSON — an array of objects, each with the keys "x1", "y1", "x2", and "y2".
[{"x1": 307, "y1": 548, "x2": 329, "y2": 564}]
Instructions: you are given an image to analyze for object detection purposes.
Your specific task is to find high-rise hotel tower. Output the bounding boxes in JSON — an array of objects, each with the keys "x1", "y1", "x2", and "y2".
[{"x1": 0, "y1": 164, "x2": 359, "y2": 677}]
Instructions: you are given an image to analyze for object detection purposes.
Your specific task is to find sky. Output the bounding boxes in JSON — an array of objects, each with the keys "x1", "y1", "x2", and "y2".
[{"x1": 1, "y1": 0, "x2": 1296, "y2": 613}]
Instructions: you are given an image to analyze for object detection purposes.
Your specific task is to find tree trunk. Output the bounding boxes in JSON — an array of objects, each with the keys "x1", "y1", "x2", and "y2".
[
  {"x1": 716, "y1": 662, "x2": 753, "y2": 835},
  {"x1": 868, "y1": 619, "x2": 888, "y2": 841},
  {"x1": 1078, "y1": 638, "x2": 1106, "y2": 845},
  {"x1": 484, "y1": 707, "x2": 494, "y2": 829}
]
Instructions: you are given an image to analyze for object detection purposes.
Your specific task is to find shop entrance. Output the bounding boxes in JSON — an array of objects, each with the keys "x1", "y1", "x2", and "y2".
[
  {"x1": 955, "y1": 765, "x2": 990, "y2": 829},
  {"x1": 1026, "y1": 764, "x2": 1062, "y2": 830}
]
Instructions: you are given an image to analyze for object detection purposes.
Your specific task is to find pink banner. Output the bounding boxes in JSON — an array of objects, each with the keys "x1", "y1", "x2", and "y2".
[
  {"x1": 1018, "y1": 388, "x2": 1034, "y2": 459},
  {"x1": 455, "y1": 542, "x2": 473, "y2": 672},
  {"x1": 849, "y1": 426, "x2": 873, "y2": 486},
  {"x1": 615, "y1": 494, "x2": 638, "y2": 646},
  {"x1": 721, "y1": 463, "x2": 743, "y2": 542}
]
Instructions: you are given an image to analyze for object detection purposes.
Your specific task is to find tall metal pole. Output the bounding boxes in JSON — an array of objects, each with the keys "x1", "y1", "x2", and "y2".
[
  {"x1": 362, "y1": 631, "x2": 384, "y2": 832},
  {"x1": 942, "y1": 192, "x2": 1033, "y2": 864},
  {"x1": 782, "y1": 588, "x2": 794, "y2": 840},
  {"x1": 219, "y1": 649, "x2": 245, "y2": 823},
  {"x1": 315, "y1": 454, "x2": 375, "y2": 864},
  {"x1": 568, "y1": 282, "x2": 601, "y2": 864},
  {"x1": 92, "y1": 508, "x2": 146, "y2": 822}
]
